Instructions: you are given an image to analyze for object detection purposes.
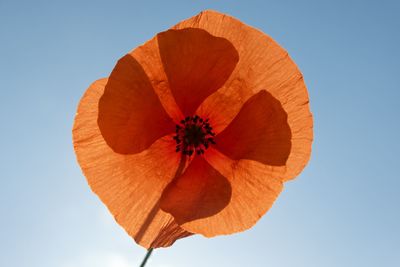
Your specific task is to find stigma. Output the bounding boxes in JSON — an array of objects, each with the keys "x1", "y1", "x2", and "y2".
[{"x1": 173, "y1": 115, "x2": 216, "y2": 156}]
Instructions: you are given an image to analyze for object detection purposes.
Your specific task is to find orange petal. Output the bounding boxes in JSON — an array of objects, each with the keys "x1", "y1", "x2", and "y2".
[
  {"x1": 215, "y1": 90, "x2": 291, "y2": 166},
  {"x1": 175, "y1": 10, "x2": 313, "y2": 181},
  {"x1": 98, "y1": 55, "x2": 175, "y2": 154},
  {"x1": 73, "y1": 79, "x2": 192, "y2": 248},
  {"x1": 160, "y1": 156, "x2": 231, "y2": 224},
  {"x1": 176, "y1": 148, "x2": 283, "y2": 236},
  {"x1": 157, "y1": 28, "x2": 239, "y2": 116}
]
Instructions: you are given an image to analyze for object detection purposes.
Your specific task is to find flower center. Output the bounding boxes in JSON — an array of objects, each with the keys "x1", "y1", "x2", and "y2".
[{"x1": 173, "y1": 115, "x2": 216, "y2": 156}]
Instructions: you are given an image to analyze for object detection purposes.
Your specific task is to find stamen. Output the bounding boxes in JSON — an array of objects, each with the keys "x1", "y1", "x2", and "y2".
[{"x1": 173, "y1": 114, "x2": 216, "y2": 156}]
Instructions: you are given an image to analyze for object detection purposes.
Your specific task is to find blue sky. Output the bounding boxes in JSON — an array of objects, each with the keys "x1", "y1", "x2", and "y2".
[{"x1": 1, "y1": 0, "x2": 399, "y2": 266}]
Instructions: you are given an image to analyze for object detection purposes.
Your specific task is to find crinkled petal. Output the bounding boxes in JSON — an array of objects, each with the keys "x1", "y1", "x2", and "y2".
[
  {"x1": 98, "y1": 55, "x2": 175, "y2": 154},
  {"x1": 175, "y1": 148, "x2": 284, "y2": 236},
  {"x1": 73, "y1": 79, "x2": 192, "y2": 248},
  {"x1": 160, "y1": 156, "x2": 232, "y2": 224},
  {"x1": 176, "y1": 10, "x2": 313, "y2": 181},
  {"x1": 215, "y1": 90, "x2": 291, "y2": 166},
  {"x1": 157, "y1": 28, "x2": 239, "y2": 116}
]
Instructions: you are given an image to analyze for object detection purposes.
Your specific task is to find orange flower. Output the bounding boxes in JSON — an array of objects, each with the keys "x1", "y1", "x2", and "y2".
[{"x1": 73, "y1": 10, "x2": 313, "y2": 249}]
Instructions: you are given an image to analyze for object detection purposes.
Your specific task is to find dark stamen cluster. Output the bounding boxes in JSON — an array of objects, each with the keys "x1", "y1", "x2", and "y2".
[{"x1": 173, "y1": 115, "x2": 216, "y2": 156}]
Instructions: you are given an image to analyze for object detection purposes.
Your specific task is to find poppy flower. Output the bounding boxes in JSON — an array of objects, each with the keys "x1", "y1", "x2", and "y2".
[{"x1": 73, "y1": 10, "x2": 313, "y2": 249}]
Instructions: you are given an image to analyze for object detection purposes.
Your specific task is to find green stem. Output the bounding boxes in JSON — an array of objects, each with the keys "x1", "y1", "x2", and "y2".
[{"x1": 140, "y1": 248, "x2": 154, "y2": 267}]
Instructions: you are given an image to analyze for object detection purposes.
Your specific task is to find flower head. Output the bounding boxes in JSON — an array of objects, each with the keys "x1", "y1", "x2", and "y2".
[{"x1": 73, "y1": 10, "x2": 313, "y2": 249}]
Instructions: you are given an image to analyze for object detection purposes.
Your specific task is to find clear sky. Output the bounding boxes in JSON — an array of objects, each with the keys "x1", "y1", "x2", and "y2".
[{"x1": 1, "y1": 0, "x2": 399, "y2": 266}]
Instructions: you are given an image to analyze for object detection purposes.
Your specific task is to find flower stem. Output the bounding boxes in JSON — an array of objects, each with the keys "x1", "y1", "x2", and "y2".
[{"x1": 139, "y1": 248, "x2": 154, "y2": 267}]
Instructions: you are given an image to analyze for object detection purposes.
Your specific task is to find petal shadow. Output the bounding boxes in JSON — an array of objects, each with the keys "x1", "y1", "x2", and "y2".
[
  {"x1": 160, "y1": 156, "x2": 232, "y2": 224},
  {"x1": 98, "y1": 55, "x2": 175, "y2": 154},
  {"x1": 215, "y1": 90, "x2": 292, "y2": 166},
  {"x1": 157, "y1": 28, "x2": 239, "y2": 116}
]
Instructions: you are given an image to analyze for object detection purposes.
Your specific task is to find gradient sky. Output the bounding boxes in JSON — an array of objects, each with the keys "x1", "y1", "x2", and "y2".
[{"x1": 1, "y1": 0, "x2": 399, "y2": 266}]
